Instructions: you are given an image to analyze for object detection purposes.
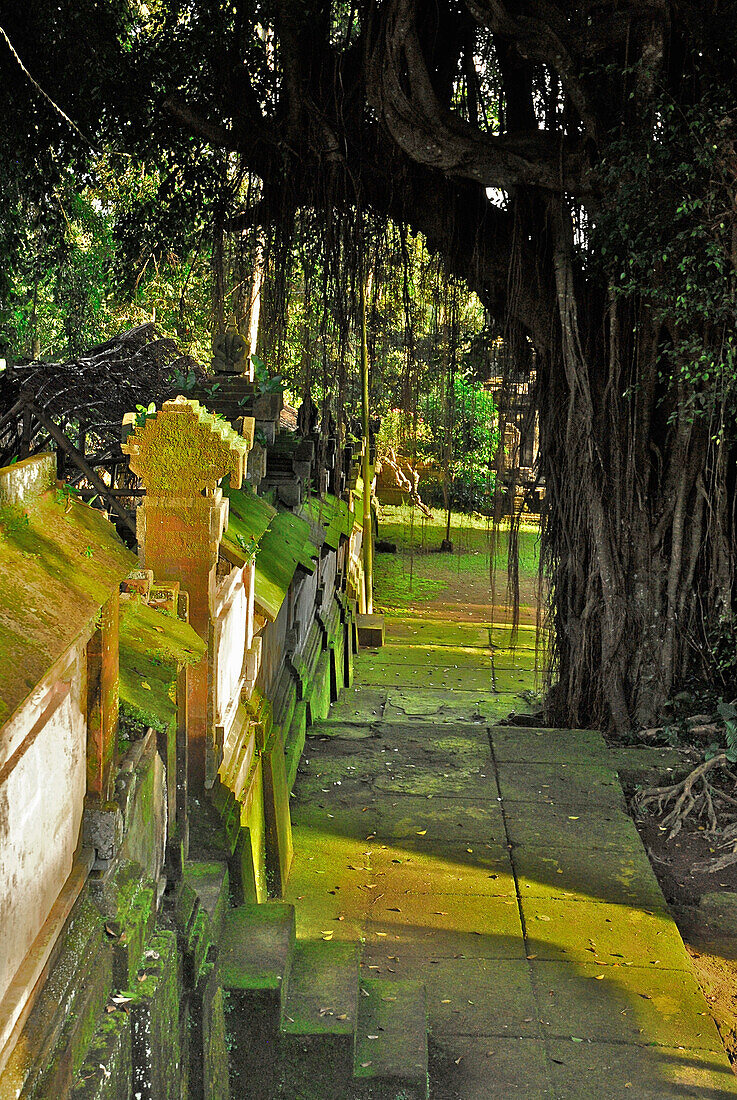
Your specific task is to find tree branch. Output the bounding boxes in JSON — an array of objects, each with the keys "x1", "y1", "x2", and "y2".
[{"x1": 368, "y1": 0, "x2": 595, "y2": 195}]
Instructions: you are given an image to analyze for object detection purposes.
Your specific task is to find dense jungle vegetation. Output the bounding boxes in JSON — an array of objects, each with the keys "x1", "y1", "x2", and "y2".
[{"x1": 2, "y1": 0, "x2": 737, "y2": 734}]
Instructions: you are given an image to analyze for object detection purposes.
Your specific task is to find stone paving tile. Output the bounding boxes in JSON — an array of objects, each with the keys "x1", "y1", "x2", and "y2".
[
  {"x1": 362, "y1": 891, "x2": 525, "y2": 958},
  {"x1": 359, "y1": 661, "x2": 495, "y2": 692},
  {"x1": 385, "y1": 617, "x2": 491, "y2": 647},
  {"x1": 492, "y1": 647, "x2": 544, "y2": 671},
  {"x1": 374, "y1": 722, "x2": 491, "y2": 755},
  {"x1": 545, "y1": 1038, "x2": 737, "y2": 1098},
  {"x1": 368, "y1": 839, "x2": 516, "y2": 897},
  {"x1": 291, "y1": 794, "x2": 508, "y2": 844},
  {"x1": 493, "y1": 666, "x2": 547, "y2": 692},
  {"x1": 531, "y1": 960, "x2": 726, "y2": 1049},
  {"x1": 384, "y1": 686, "x2": 529, "y2": 722},
  {"x1": 497, "y1": 760, "x2": 625, "y2": 808},
  {"x1": 326, "y1": 686, "x2": 387, "y2": 722},
  {"x1": 362, "y1": 955, "x2": 541, "y2": 1038},
  {"x1": 491, "y1": 725, "x2": 609, "y2": 762},
  {"x1": 373, "y1": 762, "x2": 496, "y2": 798},
  {"x1": 309, "y1": 720, "x2": 378, "y2": 740},
  {"x1": 521, "y1": 896, "x2": 693, "y2": 969},
  {"x1": 429, "y1": 1037, "x2": 554, "y2": 1099},
  {"x1": 378, "y1": 643, "x2": 494, "y2": 665},
  {"x1": 489, "y1": 623, "x2": 541, "y2": 649},
  {"x1": 512, "y1": 846, "x2": 669, "y2": 911},
  {"x1": 504, "y1": 801, "x2": 644, "y2": 850}
]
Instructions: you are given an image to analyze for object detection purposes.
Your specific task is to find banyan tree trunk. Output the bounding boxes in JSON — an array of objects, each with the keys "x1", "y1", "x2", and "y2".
[{"x1": 538, "y1": 201, "x2": 732, "y2": 736}]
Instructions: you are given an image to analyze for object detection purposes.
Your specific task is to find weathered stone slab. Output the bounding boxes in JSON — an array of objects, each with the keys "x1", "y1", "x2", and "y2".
[
  {"x1": 492, "y1": 647, "x2": 544, "y2": 671},
  {"x1": 491, "y1": 666, "x2": 543, "y2": 692},
  {"x1": 291, "y1": 794, "x2": 507, "y2": 844},
  {"x1": 369, "y1": 644, "x2": 493, "y2": 668},
  {"x1": 362, "y1": 892, "x2": 525, "y2": 958},
  {"x1": 373, "y1": 761, "x2": 496, "y2": 798},
  {"x1": 512, "y1": 846, "x2": 669, "y2": 911},
  {"x1": 384, "y1": 688, "x2": 522, "y2": 723},
  {"x1": 385, "y1": 617, "x2": 491, "y2": 647},
  {"x1": 309, "y1": 720, "x2": 376, "y2": 740},
  {"x1": 368, "y1": 840, "x2": 515, "y2": 897},
  {"x1": 504, "y1": 802, "x2": 643, "y2": 851},
  {"x1": 496, "y1": 761, "x2": 625, "y2": 809},
  {"x1": 354, "y1": 979, "x2": 428, "y2": 1099},
  {"x1": 356, "y1": 612, "x2": 385, "y2": 648},
  {"x1": 374, "y1": 957, "x2": 541, "y2": 1038},
  {"x1": 489, "y1": 624, "x2": 541, "y2": 650},
  {"x1": 374, "y1": 722, "x2": 491, "y2": 756},
  {"x1": 326, "y1": 687, "x2": 387, "y2": 723},
  {"x1": 546, "y1": 1039, "x2": 737, "y2": 1098},
  {"x1": 429, "y1": 1036, "x2": 554, "y2": 1099},
  {"x1": 531, "y1": 960, "x2": 725, "y2": 1049},
  {"x1": 491, "y1": 726, "x2": 608, "y2": 763},
  {"x1": 521, "y1": 896, "x2": 692, "y2": 969},
  {"x1": 358, "y1": 661, "x2": 494, "y2": 693}
]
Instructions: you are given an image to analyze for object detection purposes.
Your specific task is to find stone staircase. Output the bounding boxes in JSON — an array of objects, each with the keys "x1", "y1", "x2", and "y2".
[{"x1": 219, "y1": 902, "x2": 429, "y2": 1099}]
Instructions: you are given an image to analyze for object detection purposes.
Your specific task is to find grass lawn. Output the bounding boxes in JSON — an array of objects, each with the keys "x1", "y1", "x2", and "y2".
[{"x1": 374, "y1": 504, "x2": 544, "y2": 619}]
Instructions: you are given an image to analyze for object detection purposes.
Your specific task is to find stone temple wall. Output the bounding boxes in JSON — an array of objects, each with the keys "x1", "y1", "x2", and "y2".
[{"x1": 0, "y1": 405, "x2": 361, "y2": 1097}]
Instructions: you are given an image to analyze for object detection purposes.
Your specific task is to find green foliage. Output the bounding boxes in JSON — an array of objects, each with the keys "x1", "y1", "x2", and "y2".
[
  {"x1": 0, "y1": 503, "x2": 30, "y2": 538},
  {"x1": 594, "y1": 82, "x2": 737, "y2": 417},
  {"x1": 251, "y1": 354, "x2": 284, "y2": 395},
  {"x1": 135, "y1": 402, "x2": 157, "y2": 427},
  {"x1": 236, "y1": 533, "x2": 259, "y2": 562},
  {"x1": 118, "y1": 698, "x2": 168, "y2": 752}
]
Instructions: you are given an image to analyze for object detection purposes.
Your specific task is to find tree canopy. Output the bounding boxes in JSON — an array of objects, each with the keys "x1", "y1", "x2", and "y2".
[{"x1": 3, "y1": 0, "x2": 737, "y2": 732}]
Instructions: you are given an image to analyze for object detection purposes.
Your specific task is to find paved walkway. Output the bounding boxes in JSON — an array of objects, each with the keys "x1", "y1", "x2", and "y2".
[{"x1": 286, "y1": 615, "x2": 737, "y2": 1098}]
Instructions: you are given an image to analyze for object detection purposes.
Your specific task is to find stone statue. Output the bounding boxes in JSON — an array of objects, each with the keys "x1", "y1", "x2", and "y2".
[{"x1": 211, "y1": 320, "x2": 248, "y2": 374}]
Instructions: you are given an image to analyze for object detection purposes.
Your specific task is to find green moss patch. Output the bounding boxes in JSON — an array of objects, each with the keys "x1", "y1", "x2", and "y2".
[
  {"x1": 118, "y1": 598, "x2": 205, "y2": 741},
  {"x1": 221, "y1": 481, "x2": 276, "y2": 565},
  {"x1": 0, "y1": 488, "x2": 135, "y2": 724},
  {"x1": 300, "y1": 493, "x2": 356, "y2": 550},
  {"x1": 254, "y1": 510, "x2": 319, "y2": 620}
]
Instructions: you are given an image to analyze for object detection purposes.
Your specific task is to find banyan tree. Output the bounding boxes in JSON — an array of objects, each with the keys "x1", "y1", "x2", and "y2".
[{"x1": 4, "y1": 0, "x2": 737, "y2": 732}]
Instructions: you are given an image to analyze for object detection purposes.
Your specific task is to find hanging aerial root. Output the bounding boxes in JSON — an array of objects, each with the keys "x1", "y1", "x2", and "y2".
[{"x1": 633, "y1": 753, "x2": 729, "y2": 839}]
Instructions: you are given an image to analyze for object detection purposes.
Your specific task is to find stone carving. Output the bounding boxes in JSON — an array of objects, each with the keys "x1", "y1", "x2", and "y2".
[
  {"x1": 211, "y1": 321, "x2": 248, "y2": 374},
  {"x1": 122, "y1": 396, "x2": 249, "y2": 495}
]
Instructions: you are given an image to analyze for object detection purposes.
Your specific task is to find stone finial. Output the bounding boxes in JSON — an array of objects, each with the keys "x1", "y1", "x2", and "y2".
[{"x1": 122, "y1": 396, "x2": 249, "y2": 494}]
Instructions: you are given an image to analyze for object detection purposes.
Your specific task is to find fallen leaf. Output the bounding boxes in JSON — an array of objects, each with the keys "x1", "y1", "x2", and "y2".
[{"x1": 416, "y1": 829, "x2": 427, "y2": 835}]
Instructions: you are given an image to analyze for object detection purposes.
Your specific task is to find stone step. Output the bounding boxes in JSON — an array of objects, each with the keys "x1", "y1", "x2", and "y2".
[
  {"x1": 219, "y1": 903, "x2": 295, "y2": 1020},
  {"x1": 279, "y1": 941, "x2": 360, "y2": 1093},
  {"x1": 282, "y1": 941, "x2": 359, "y2": 1039},
  {"x1": 353, "y1": 979, "x2": 429, "y2": 1100},
  {"x1": 220, "y1": 904, "x2": 297, "y2": 1096}
]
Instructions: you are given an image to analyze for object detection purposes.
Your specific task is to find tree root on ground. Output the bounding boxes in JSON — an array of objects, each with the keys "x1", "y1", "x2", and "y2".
[{"x1": 633, "y1": 753, "x2": 729, "y2": 839}]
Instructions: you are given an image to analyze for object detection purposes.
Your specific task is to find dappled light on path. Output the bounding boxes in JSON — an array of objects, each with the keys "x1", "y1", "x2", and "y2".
[{"x1": 285, "y1": 609, "x2": 737, "y2": 1097}]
